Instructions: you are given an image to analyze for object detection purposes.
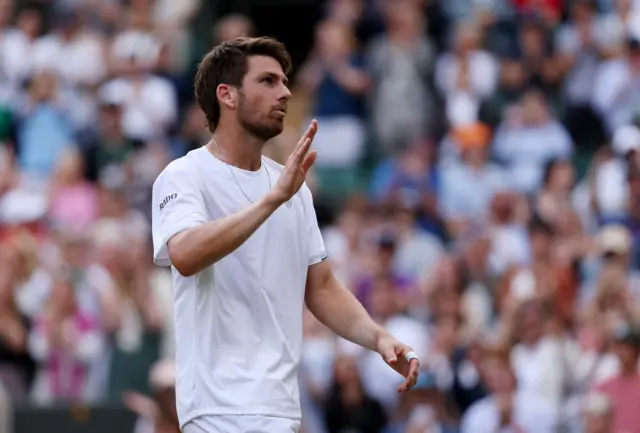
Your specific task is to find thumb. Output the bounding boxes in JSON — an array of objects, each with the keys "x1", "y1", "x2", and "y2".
[{"x1": 301, "y1": 150, "x2": 317, "y2": 174}]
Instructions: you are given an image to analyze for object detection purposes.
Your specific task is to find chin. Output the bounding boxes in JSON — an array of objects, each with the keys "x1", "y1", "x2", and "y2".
[{"x1": 242, "y1": 119, "x2": 284, "y2": 141}]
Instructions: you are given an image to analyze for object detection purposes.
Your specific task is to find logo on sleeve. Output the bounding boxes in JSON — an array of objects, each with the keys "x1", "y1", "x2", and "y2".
[{"x1": 159, "y1": 194, "x2": 177, "y2": 211}]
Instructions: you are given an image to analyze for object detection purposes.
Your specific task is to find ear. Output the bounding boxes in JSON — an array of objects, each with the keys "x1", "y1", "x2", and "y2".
[{"x1": 216, "y1": 84, "x2": 236, "y2": 110}]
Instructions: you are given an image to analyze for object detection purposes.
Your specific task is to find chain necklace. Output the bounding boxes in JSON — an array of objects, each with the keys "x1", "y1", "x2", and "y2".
[{"x1": 212, "y1": 135, "x2": 271, "y2": 204}]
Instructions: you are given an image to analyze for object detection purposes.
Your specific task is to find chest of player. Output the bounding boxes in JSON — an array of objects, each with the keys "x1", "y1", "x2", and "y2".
[{"x1": 200, "y1": 173, "x2": 310, "y2": 258}]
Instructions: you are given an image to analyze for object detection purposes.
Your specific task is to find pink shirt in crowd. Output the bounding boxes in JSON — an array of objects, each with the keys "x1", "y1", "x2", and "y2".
[
  {"x1": 49, "y1": 183, "x2": 98, "y2": 229},
  {"x1": 597, "y1": 375, "x2": 640, "y2": 433}
]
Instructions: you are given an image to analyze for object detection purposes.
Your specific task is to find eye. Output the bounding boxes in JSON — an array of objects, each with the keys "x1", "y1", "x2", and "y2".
[{"x1": 262, "y1": 76, "x2": 276, "y2": 85}]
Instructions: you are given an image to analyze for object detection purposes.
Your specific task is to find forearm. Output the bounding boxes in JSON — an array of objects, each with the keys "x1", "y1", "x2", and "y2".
[
  {"x1": 169, "y1": 192, "x2": 284, "y2": 276},
  {"x1": 306, "y1": 273, "x2": 386, "y2": 351}
]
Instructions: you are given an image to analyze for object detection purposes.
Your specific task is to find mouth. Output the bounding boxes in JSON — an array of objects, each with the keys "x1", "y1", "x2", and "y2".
[{"x1": 273, "y1": 109, "x2": 287, "y2": 119}]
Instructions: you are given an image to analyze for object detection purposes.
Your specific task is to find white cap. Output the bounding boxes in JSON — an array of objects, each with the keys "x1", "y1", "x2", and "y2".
[
  {"x1": 0, "y1": 188, "x2": 48, "y2": 225},
  {"x1": 111, "y1": 30, "x2": 161, "y2": 66},
  {"x1": 597, "y1": 224, "x2": 632, "y2": 254},
  {"x1": 91, "y1": 218, "x2": 125, "y2": 248},
  {"x1": 612, "y1": 124, "x2": 640, "y2": 156}
]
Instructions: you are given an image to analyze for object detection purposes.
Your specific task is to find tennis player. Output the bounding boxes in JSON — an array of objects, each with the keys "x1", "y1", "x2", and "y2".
[{"x1": 151, "y1": 36, "x2": 420, "y2": 433}]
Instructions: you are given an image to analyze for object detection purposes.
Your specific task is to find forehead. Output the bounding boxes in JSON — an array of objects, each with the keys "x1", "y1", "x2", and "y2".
[{"x1": 245, "y1": 55, "x2": 286, "y2": 79}]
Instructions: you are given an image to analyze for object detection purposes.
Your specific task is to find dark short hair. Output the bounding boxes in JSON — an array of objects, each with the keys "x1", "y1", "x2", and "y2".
[{"x1": 194, "y1": 36, "x2": 292, "y2": 132}]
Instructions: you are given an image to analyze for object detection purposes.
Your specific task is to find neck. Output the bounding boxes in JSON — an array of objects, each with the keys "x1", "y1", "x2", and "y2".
[{"x1": 208, "y1": 123, "x2": 265, "y2": 171}]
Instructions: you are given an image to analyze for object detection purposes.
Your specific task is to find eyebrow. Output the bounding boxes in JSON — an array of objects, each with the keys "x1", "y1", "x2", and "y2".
[{"x1": 261, "y1": 72, "x2": 288, "y2": 86}]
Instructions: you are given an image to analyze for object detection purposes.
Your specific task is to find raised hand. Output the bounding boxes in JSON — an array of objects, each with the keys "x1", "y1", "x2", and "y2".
[{"x1": 272, "y1": 120, "x2": 318, "y2": 203}]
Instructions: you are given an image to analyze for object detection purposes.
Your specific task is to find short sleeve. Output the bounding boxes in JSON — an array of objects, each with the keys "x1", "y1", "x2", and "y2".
[
  {"x1": 151, "y1": 161, "x2": 207, "y2": 267},
  {"x1": 300, "y1": 184, "x2": 327, "y2": 266}
]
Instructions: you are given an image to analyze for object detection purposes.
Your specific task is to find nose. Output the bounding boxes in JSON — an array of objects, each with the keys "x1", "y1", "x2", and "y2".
[{"x1": 278, "y1": 82, "x2": 292, "y2": 102}]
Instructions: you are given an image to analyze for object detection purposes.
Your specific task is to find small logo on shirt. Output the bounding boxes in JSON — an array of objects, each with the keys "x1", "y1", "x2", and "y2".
[
  {"x1": 320, "y1": 254, "x2": 328, "y2": 262},
  {"x1": 159, "y1": 194, "x2": 177, "y2": 211}
]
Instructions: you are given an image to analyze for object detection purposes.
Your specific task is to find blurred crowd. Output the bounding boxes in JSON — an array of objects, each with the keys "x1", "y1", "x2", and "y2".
[{"x1": 2, "y1": 0, "x2": 640, "y2": 433}]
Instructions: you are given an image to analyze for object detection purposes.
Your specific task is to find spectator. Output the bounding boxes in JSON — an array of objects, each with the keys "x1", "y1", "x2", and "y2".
[
  {"x1": 28, "y1": 275, "x2": 105, "y2": 405},
  {"x1": 367, "y1": 0, "x2": 438, "y2": 154},
  {"x1": 298, "y1": 19, "x2": 368, "y2": 168},
  {"x1": 322, "y1": 354, "x2": 388, "y2": 433},
  {"x1": 460, "y1": 346, "x2": 559, "y2": 433},
  {"x1": 595, "y1": 322, "x2": 640, "y2": 432},
  {"x1": 493, "y1": 88, "x2": 574, "y2": 194}
]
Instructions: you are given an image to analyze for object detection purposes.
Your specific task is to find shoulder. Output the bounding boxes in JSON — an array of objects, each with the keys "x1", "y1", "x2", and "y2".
[{"x1": 153, "y1": 152, "x2": 201, "y2": 189}]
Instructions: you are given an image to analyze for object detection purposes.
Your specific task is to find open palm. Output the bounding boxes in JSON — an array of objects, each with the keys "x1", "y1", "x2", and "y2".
[{"x1": 274, "y1": 120, "x2": 318, "y2": 202}]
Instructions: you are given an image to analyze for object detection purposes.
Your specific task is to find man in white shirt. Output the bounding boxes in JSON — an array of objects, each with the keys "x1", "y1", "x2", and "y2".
[{"x1": 151, "y1": 37, "x2": 420, "y2": 433}]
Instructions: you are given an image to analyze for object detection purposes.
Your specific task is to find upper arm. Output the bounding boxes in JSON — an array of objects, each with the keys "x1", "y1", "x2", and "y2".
[
  {"x1": 306, "y1": 259, "x2": 333, "y2": 298},
  {"x1": 300, "y1": 184, "x2": 327, "y2": 267},
  {"x1": 151, "y1": 162, "x2": 207, "y2": 267}
]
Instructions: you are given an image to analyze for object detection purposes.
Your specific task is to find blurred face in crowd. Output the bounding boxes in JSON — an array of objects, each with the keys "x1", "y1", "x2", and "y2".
[
  {"x1": 629, "y1": 171, "x2": 640, "y2": 197},
  {"x1": 338, "y1": 210, "x2": 363, "y2": 248},
  {"x1": 316, "y1": 20, "x2": 353, "y2": 60},
  {"x1": 520, "y1": 91, "x2": 548, "y2": 125},
  {"x1": 611, "y1": 340, "x2": 640, "y2": 370},
  {"x1": 520, "y1": 23, "x2": 545, "y2": 58},
  {"x1": 0, "y1": 0, "x2": 12, "y2": 28},
  {"x1": 50, "y1": 279, "x2": 76, "y2": 317},
  {"x1": 234, "y1": 56, "x2": 291, "y2": 141},
  {"x1": 433, "y1": 314, "x2": 462, "y2": 354},
  {"x1": 490, "y1": 192, "x2": 515, "y2": 224},
  {"x1": 501, "y1": 59, "x2": 525, "y2": 89},
  {"x1": 328, "y1": 0, "x2": 363, "y2": 23},
  {"x1": 54, "y1": 151, "x2": 85, "y2": 185},
  {"x1": 29, "y1": 72, "x2": 58, "y2": 102},
  {"x1": 595, "y1": 271, "x2": 627, "y2": 321},
  {"x1": 99, "y1": 104, "x2": 124, "y2": 136},
  {"x1": 215, "y1": 15, "x2": 254, "y2": 43},
  {"x1": 454, "y1": 23, "x2": 480, "y2": 54},
  {"x1": 571, "y1": 1, "x2": 594, "y2": 23},
  {"x1": 0, "y1": 247, "x2": 16, "y2": 307},
  {"x1": 617, "y1": 0, "x2": 633, "y2": 15},
  {"x1": 545, "y1": 161, "x2": 575, "y2": 193},
  {"x1": 626, "y1": 41, "x2": 640, "y2": 69},
  {"x1": 480, "y1": 355, "x2": 515, "y2": 394},
  {"x1": 376, "y1": 238, "x2": 396, "y2": 270},
  {"x1": 333, "y1": 355, "x2": 361, "y2": 386},
  {"x1": 517, "y1": 301, "x2": 545, "y2": 345},
  {"x1": 461, "y1": 147, "x2": 486, "y2": 168},
  {"x1": 369, "y1": 276, "x2": 398, "y2": 320},
  {"x1": 385, "y1": 0, "x2": 423, "y2": 34},
  {"x1": 17, "y1": 8, "x2": 41, "y2": 39}
]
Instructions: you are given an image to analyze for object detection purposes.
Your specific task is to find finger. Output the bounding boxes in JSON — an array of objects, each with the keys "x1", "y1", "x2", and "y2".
[
  {"x1": 307, "y1": 119, "x2": 318, "y2": 140},
  {"x1": 290, "y1": 125, "x2": 313, "y2": 161},
  {"x1": 382, "y1": 348, "x2": 398, "y2": 365},
  {"x1": 292, "y1": 133, "x2": 313, "y2": 163},
  {"x1": 294, "y1": 121, "x2": 318, "y2": 156},
  {"x1": 398, "y1": 361, "x2": 419, "y2": 393},
  {"x1": 407, "y1": 358, "x2": 420, "y2": 381},
  {"x1": 301, "y1": 150, "x2": 317, "y2": 174}
]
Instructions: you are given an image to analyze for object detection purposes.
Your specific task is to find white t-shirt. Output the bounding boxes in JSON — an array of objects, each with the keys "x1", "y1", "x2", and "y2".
[{"x1": 151, "y1": 147, "x2": 327, "y2": 428}]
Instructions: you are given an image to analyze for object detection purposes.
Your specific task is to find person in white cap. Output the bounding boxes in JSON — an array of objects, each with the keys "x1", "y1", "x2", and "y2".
[{"x1": 151, "y1": 37, "x2": 419, "y2": 433}]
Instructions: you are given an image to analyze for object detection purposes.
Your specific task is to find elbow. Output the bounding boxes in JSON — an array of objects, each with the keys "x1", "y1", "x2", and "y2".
[
  {"x1": 171, "y1": 256, "x2": 198, "y2": 277},
  {"x1": 167, "y1": 235, "x2": 200, "y2": 277}
]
